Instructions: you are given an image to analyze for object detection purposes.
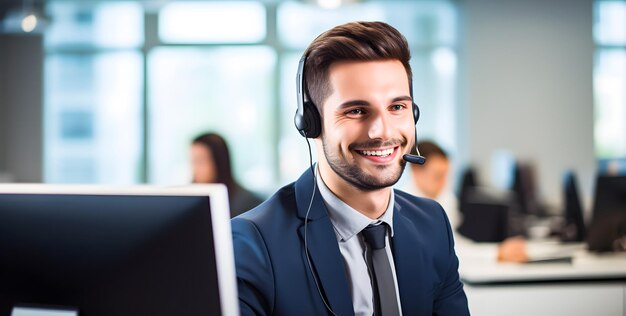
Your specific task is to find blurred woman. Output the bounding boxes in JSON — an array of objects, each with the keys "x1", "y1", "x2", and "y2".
[{"x1": 191, "y1": 132, "x2": 263, "y2": 217}]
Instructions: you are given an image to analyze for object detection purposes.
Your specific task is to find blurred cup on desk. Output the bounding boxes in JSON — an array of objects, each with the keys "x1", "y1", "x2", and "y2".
[{"x1": 528, "y1": 225, "x2": 551, "y2": 240}]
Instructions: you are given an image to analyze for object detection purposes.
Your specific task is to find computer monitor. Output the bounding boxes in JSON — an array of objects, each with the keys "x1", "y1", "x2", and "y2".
[
  {"x1": 592, "y1": 175, "x2": 626, "y2": 221},
  {"x1": 510, "y1": 162, "x2": 545, "y2": 216},
  {"x1": 0, "y1": 184, "x2": 238, "y2": 316},
  {"x1": 457, "y1": 166, "x2": 478, "y2": 212},
  {"x1": 457, "y1": 200, "x2": 510, "y2": 242},
  {"x1": 561, "y1": 171, "x2": 586, "y2": 242}
]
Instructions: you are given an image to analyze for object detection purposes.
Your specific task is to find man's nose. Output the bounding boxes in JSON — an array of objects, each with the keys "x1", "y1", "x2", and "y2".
[{"x1": 368, "y1": 112, "x2": 393, "y2": 140}]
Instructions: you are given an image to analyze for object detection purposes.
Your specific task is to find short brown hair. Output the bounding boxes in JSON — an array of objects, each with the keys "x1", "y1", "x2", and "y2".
[
  {"x1": 303, "y1": 21, "x2": 412, "y2": 109},
  {"x1": 417, "y1": 140, "x2": 448, "y2": 159}
]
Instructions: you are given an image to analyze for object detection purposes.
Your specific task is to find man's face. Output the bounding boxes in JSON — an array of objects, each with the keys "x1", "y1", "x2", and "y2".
[{"x1": 318, "y1": 60, "x2": 415, "y2": 191}]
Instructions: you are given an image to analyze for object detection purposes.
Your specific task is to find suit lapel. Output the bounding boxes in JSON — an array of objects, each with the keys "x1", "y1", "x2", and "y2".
[
  {"x1": 295, "y1": 169, "x2": 354, "y2": 316},
  {"x1": 297, "y1": 221, "x2": 353, "y2": 316},
  {"x1": 392, "y1": 201, "x2": 427, "y2": 314}
]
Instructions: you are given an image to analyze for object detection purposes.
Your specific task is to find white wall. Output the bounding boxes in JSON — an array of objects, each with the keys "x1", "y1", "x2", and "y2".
[{"x1": 458, "y1": 0, "x2": 595, "y2": 212}]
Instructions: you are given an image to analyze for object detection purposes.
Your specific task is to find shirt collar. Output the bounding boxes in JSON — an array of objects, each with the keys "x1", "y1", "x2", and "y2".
[{"x1": 316, "y1": 168, "x2": 395, "y2": 242}]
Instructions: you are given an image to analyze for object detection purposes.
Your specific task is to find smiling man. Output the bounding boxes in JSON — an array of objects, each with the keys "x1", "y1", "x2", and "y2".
[{"x1": 232, "y1": 21, "x2": 469, "y2": 316}]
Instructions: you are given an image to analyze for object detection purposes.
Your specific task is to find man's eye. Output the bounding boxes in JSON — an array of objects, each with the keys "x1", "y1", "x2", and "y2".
[
  {"x1": 391, "y1": 104, "x2": 406, "y2": 111},
  {"x1": 347, "y1": 109, "x2": 364, "y2": 115}
]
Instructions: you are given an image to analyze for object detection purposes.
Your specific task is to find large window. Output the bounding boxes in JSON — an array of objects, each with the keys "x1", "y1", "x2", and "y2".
[
  {"x1": 44, "y1": 2, "x2": 143, "y2": 184},
  {"x1": 594, "y1": 0, "x2": 626, "y2": 159},
  {"x1": 43, "y1": 0, "x2": 458, "y2": 194}
]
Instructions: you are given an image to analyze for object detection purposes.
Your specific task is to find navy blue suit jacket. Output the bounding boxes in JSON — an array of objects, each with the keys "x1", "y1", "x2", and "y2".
[{"x1": 232, "y1": 170, "x2": 469, "y2": 315}]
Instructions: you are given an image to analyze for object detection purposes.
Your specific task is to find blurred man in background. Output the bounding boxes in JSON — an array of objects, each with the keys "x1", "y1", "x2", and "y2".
[{"x1": 408, "y1": 140, "x2": 461, "y2": 230}]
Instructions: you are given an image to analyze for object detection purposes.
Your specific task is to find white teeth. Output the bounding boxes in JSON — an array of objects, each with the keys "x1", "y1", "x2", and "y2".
[{"x1": 359, "y1": 148, "x2": 394, "y2": 157}]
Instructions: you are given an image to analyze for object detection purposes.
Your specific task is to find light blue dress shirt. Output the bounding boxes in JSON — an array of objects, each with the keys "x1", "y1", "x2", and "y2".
[{"x1": 316, "y1": 170, "x2": 403, "y2": 316}]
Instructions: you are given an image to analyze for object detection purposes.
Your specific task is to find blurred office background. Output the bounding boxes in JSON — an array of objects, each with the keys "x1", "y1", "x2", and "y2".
[{"x1": 0, "y1": 0, "x2": 624, "y2": 219}]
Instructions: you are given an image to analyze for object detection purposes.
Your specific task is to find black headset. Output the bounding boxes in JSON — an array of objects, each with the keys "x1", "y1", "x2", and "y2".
[{"x1": 294, "y1": 54, "x2": 420, "y2": 139}]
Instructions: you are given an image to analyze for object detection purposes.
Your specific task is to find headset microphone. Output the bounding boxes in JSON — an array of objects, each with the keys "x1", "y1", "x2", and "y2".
[
  {"x1": 402, "y1": 121, "x2": 427, "y2": 165},
  {"x1": 403, "y1": 153, "x2": 426, "y2": 165}
]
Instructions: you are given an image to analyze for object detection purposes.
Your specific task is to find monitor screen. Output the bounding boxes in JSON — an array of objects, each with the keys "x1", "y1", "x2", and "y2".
[
  {"x1": 510, "y1": 162, "x2": 544, "y2": 216},
  {"x1": 592, "y1": 175, "x2": 626, "y2": 221},
  {"x1": 457, "y1": 201, "x2": 510, "y2": 242},
  {"x1": 562, "y1": 171, "x2": 585, "y2": 242},
  {"x1": 0, "y1": 185, "x2": 238, "y2": 316}
]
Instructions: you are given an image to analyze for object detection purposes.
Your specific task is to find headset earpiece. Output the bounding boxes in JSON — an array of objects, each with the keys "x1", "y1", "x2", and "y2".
[
  {"x1": 409, "y1": 77, "x2": 420, "y2": 123},
  {"x1": 295, "y1": 101, "x2": 322, "y2": 138},
  {"x1": 295, "y1": 55, "x2": 322, "y2": 138},
  {"x1": 412, "y1": 102, "x2": 420, "y2": 123}
]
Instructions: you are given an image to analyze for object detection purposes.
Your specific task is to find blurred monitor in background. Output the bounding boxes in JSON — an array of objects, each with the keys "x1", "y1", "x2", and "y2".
[
  {"x1": 560, "y1": 170, "x2": 586, "y2": 242},
  {"x1": 586, "y1": 175, "x2": 626, "y2": 252},
  {"x1": 457, "y1": 184, "x2": 519, "y2": 243},
  {"x1": 408, "y1": 140, "x2": 461, "y2": 230},
  {"x1": 511, "y1": 161, "x2": 547, "y2": 217},
  {"x1": 0, "y1": 184, "x2": 238, "y2": 316},
  {"x1": 457, "y1": 201, "x2": 510, "y2": 243},
  {"x1": 456, "y1": 165, "x2": 526, "y2": 244},
  {"x1": 191, "y1": 132, "x2": 263, "y2": 217},
  {"x1": 458, "y1": 165, "x2": 477, "y2": 209},
  {"x1": 591, "y1": 175, "x2": 626, "y2": 221},
  {"x1": 455, "y1": 172, "x2": 531, "y2": 262}
]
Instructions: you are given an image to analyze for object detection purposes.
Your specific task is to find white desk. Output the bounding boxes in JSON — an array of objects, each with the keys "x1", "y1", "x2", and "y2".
[{"x1": 457, "y1": 241, "x2": 626, "y2": 316}]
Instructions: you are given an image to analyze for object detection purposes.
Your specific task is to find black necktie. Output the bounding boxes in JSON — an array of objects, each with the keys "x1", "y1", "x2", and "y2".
[{"x1": 361, "y1": 223, "x2": 401, "y2": 316}]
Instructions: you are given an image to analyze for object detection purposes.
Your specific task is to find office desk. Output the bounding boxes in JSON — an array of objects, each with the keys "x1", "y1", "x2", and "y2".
[{"x1": 457, "y1": 241, "x2": 626, "y2": 316}]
